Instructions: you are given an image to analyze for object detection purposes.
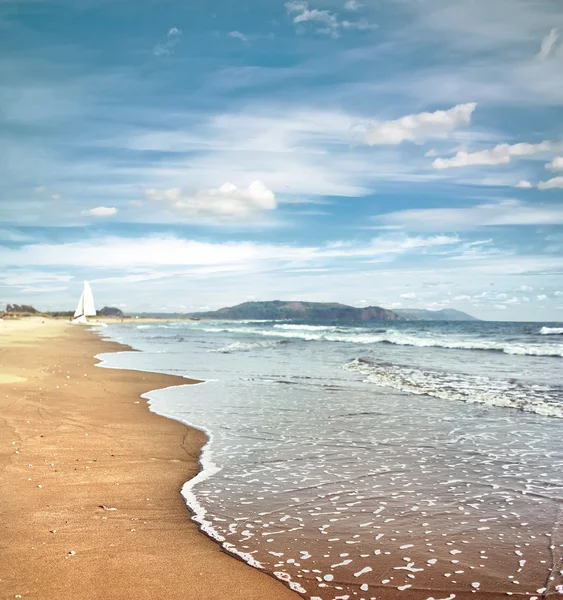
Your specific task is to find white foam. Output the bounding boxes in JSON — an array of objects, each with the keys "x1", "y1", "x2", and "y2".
[
  {"x1": 210, "y1": 340, "x2": 283, "y2": 354},
  {"x1": 201, "y1": 325, "x2": 563, "y2": 357},
  {"x1": 540, "y1": 327, "x2": 563, "y2": 336},
  {"x1": 345, "y1": 358, "x2": 563, "y2": 419},
  {"x1": 274, "y1": 324, "x2": 336, "y2": 331}
]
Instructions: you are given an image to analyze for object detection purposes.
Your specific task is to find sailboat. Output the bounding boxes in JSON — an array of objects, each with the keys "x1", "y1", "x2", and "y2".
[{"x1": 73, "y1": 281, "x2": 96, "y2": 324}]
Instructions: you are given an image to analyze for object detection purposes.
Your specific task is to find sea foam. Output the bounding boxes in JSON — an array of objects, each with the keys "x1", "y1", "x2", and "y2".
[
  {"x1": 202, "y1": 325, "x2": 563, "y2": 357},
  {"x1": 210, "y1": 340, "x2": 285, "y2": 353},
  {"x1": 345, "y1": 358, "x2": 563, "y2": 418},
  {"x1": 540, "y1": 326, "x2": 563, "y2": 335}
]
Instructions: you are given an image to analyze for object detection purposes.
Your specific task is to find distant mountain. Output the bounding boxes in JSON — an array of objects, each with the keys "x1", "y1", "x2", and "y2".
[
  {"x1": 98, "y1": 306, "x2": 125, "y2": 317},
  {"x1": 189, "y1": 300, "x2": 402, "y2": 323},
  {"x1": 394, "y1": 308, "x2": 479, "y2": 321}
]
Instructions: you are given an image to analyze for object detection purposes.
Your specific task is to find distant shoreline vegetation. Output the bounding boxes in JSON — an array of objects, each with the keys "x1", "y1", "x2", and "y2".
[{"x1": 1, "y1": 305, "x2": 125, "y2": 319}]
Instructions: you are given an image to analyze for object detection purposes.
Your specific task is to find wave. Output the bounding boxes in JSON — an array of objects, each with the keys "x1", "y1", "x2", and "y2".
[
  {"x1": 201, "y1": 326, "x2": 563, "y2": 358},
  {"x1": 540, "y1": 326, "x2": 563, "y2": 336},
  {"x1": 209, "y1": 340, "x2": 285, "y2": 353},
  {"x1": 345, "y1": 358, "x2": 563, "y2": 419},
  {"x1": 273, "y1": 324, "x2": 334, "y2": 331}
]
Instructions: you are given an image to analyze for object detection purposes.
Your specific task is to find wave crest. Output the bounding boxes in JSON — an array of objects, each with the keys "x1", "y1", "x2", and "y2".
[
  {"x1": 201, "y1": 325, "x2": 563, "y2": 357},
  {"x1": 345, "y1": 358, "x2": 563, "y2": 419},
  {"x1": 540, "y1": 326, "x2": 563, "y2": 336},
  {"x1": 210, "y1": 340, "x2": 285, "y2": 353}
]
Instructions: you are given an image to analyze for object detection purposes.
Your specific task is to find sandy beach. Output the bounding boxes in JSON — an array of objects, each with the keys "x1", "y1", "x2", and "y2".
[{"x1": 0, "y1": 318, "x2": 299, "y2": 600}]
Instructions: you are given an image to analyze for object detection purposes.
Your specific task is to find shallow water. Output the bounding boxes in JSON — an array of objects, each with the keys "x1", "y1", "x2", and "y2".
[{"x1": 97, "y1": 320, "x2": 563, "y2": 599}]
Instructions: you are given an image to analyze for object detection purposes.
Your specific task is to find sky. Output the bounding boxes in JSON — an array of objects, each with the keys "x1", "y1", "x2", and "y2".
[{"x1": 1, "y1": 0, "x2": 562, "y2": 320}]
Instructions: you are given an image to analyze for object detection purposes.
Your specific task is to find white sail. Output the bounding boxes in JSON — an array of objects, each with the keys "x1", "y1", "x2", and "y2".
[
  {"x1": 73, "y1": 282, "x2": 96, "y2": 320},
  {"x1": 73, "y1": 292, "x2": 85, "y2": 318},
  {"x1": 83, "y1": 282, "x2": 96, "y2": 316}
]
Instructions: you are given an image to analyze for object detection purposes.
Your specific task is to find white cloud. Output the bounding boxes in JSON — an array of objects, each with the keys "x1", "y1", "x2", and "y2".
[
  {"x1": 536, "y1": 28, "x2": 559, "y2": 60},
  {"x1": 399, "y1": 0, "x2": 563, "y2": 54},
  {"x1": 327, "y1": 235, "x2": 460, "y2": 259},
  {"x1": 119, "y1": 107, "x2": 389, "y2": 199},
  {"x1": 153, "y1": 27, "x2": 182, "y2": 56},
  {"x1": 454, "y1": 295, "x2": 471, "y2": 300},
  {"x1": 81, "y1": 206, "x2": 118, "y2": 217},
  {"x1": 344, "y1": 0, "x2": 362, "y2": 10},
  {"x1": 538, "y1": 176, "x2": 563, "y2": 189},
  {"x1": 0, "y1": 234, "x2": 462, "y2": 270},
  {"x1": 32, "y1": 186, "x2": 62, "y2": 200},
  {"x1": 146, "y1": 181, "x2": 277, "y2": 220},
  {"x1": 400, "y1": 292, "x2": 417, "y2": 299},
  {"x1": 341, "y1": 19, "x2": 377, "y2": 31},
  {"x1": 362, "y1": 103, "x2": 476, "y2": 146},
  {"x1": 537, "y1": 294, "x2": 547, "y2": 301},
  {"x1": 0, "y1": 271, "x2": 73, "y2": 287},
  {"x1": 286, "y1": 1, "x2": 339, "y2": 36},
  {"x1": 18, "y1": 285, "x2": 68, "y2": 293},
  {"x1": 433, "y1": 141, "x2": 552, "y2": 169},
  {"x1": 515, "y1": 180, "x2": 533, "y2": 188},
  {"x1": 494, "y1": 304, "x2": 507, "y2": 310},
  {"x1": 554, "y1": 291, "x2": 563, "y2": 297},
  {"x1": 518, "y1": 285, "x2": 533, "y2": 292},
  {"x1": 546, "y1": 156, "x2": 563, "y2": 171},
  {"x1": 0, "y1": 237, "x2": 291, "y2": 269},
  {"x1": 228, "y1": 31, "x2": 249, "y2": 42},
  {"x1": 34, "y1": 186, "x2": 62, "y2": 198},
  {"x1": 285, "y1": 1, "x2": 375, "y2": 36},
  {"x1": 354, "y1": 298, "x2": 369, "y2": 306},
  {"x1": 374, "y1": 199, "x2": 563, "y2": 230}
]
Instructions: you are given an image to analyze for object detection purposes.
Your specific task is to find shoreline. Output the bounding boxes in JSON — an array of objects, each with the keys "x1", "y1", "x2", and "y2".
[{"x1": 0, "y1": 318, "x2": 299, "y2": 599}]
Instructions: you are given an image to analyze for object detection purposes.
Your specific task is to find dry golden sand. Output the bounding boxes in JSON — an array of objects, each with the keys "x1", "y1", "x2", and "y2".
[{"x1": 0, "y1": 318, "x2": 299, "y2": 600}]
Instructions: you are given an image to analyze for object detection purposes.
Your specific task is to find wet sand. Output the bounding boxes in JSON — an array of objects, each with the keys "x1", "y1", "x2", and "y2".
[{"x1": 0, "y1": 318, "x2": 299, "y2": 600}]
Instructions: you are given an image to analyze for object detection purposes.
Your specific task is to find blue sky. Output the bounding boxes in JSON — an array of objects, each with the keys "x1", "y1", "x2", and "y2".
[{"x1": 1, "y1": 0, "x2": 562, "y2": 320}]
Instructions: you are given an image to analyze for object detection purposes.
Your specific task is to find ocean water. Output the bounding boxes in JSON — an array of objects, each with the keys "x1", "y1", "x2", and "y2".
[{"x1": 96, "y1": 320, "x2": 563, "y2": 599}]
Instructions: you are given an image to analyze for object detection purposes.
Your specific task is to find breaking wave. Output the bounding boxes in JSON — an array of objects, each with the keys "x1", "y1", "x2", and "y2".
[
  {"x1": 210, "y1": 340, "x2": 286, "y2": 353},
  {"x1": 345, "y1": 358, "x2": 563, "y2": 419},
  {"x1": 201, "y1": 325, "x2": 563, "y2": 357},
  {"x1": 273, "y1": 324, "x2": 336, "y2": 331},
  {"x1": 540, "y1": 326, "x2": 563, "y2": 336}
]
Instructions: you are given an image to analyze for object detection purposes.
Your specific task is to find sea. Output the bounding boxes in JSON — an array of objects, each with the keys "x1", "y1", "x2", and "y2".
[{"x1": 96, "y1": 319, "x2": 563, "y2": 600}]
